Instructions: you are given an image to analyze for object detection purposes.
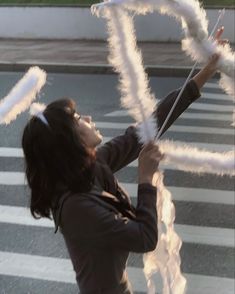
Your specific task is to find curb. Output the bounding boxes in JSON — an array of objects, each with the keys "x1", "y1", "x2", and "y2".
[{"x1": 0, "y1": 62, "x2": 220, "y2": 78}]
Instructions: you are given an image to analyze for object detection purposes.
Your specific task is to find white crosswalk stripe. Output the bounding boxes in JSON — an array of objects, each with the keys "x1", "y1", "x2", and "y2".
[
  {"x1": 105, "y1": 106, "x2": 234, "y2": 117},
  {"x1": 97, "y1": 122, "x2": 234, "y2": 135},
  {"x1": 103, "y1": 139, "x2": 234, "y2": 152},
  {"x1": 1, "y1": 172, "x2": 234, "y2": 205},
  {"x1": 1, "y1": 204, "x2": 234, "y2": 247},
  {"x1": 201, "y1": 92, "x2": 233, "y2": 101},
  {"x1": 189, "y1": 103, "x2": 233, "y2": 112},
  {"x1": 0, "y1": 141, "x2": 233, "y2": 159},
  {"x1": 121, "y1": 183, "x2": 235, "y2": 205},
  {"x1": 0, "y1": 251, "x2": 234, "y2": 294},
  {"x1": 0, "y1": 172, "x2": 26, "y2": 185},
  {"x1": 0, "y1": 79, "x2": 234, "y2": 293},
  {"x1": 204, "y1": 82, "x2": 222, "y2": 89},
  {"x1": 179, "y1": 112, "x2": 232, "y2": 121},
  {"x1": 0, "y1": 147, "x2": 23, "y2": 157}
]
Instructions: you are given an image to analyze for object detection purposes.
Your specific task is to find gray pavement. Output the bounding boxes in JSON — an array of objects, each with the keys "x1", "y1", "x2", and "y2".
[{"x1": 0, "y1": 39, "x2": 199, "y2": 75}]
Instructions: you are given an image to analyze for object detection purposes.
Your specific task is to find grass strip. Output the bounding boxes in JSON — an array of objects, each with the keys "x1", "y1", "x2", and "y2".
[{"x1": 0, "y1": 0, "x2": 234, "y2": 7}]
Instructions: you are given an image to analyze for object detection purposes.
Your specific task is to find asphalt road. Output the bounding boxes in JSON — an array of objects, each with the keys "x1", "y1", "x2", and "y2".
[{"x1": 0, "y1": 72, "x2": 234, "y2": 294}]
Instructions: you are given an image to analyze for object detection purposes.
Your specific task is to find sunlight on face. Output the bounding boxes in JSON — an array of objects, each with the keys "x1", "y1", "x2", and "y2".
[{"x1": 74, "y1": 113, "x2": 103, "y2": 148}]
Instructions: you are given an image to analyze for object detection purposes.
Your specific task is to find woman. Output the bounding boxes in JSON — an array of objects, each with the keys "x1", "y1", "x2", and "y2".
[{"x1": 22, "y1": 52, "x2": 220, "y2": 293}]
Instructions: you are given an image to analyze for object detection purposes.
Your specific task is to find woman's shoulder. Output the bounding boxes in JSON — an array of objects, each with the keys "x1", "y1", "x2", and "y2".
[
  {"x1": 61, "y1": 188, "x2": 120, "y2": 221},
  {"x1": 61, "y1": 190, "x2": 96, "y2": 209},
  {"x1": 58, "y1": 190, "x2": 101, "y2": 230}
]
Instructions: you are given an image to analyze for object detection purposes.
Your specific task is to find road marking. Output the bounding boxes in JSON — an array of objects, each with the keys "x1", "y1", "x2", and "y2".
[
  {"x1": 102, "y1": 140, "x2": 234, "y2": 152},
  {"x1": 189, "y1": 103, "x2": 233, "y2": 112},
  {"x1": 0, "y1": 205, "x2": 234, "y2": 247},
  {"x1": 0, "y1": 147, "x2": 23, "y2": 157},
  {"x1": 175, "y1": 224, "x2": 234, "y2": 247},
  {"x1": 105, "y1": 110, "x2": 128, "y2": 117},
  {"x1": 96, "y1": 122, "x2": 133, "y2": 128},
  {"x1": 0, "y1": 172, "x2": 233, "y2": 205},
  {"x1": 1, "y1": 142, "x2": 234, "y2": 187},
  {"x1": 96, "y1": 122, "x2": 234, "y2": 135},
  {"x1": 0, "y1": 251, "x2": 234, "y2": 294},
  {"x1": 0, "y1": 251, "x2": 74, "y2": 284},
  {"x1": 204, "y1": 82, "x2": 222, "y2": 89},
  {"x1": 105, "y1": 104, "x2": 234, "y2": 116},
  {"x1": 0, "y1": 205, "x2": 52, "y2": 228},
  {"x1": 180, "y1": 112, "x2": 232, "y2": 121},
  {"x1": 201, "y1": 92, "x2": 233, "y2": 102},
  {"x1": 1, "y1": 141, "x2": 233, "y2": 161},
  {"x1": 128, "y1": 268, "x2": 235, "y2": 294},
  {"x1": 168, "y1": 125, "x2": 234, "y2": 135},
  {"x1": 105, "y1": 111, "x2": 233, "y2": 121},
  {"x1": 0, "y1": 172, "x2": 26, "y2": 185},
  {"x1": 121, "y1": 183, "x2": 235, "y2": 205}
]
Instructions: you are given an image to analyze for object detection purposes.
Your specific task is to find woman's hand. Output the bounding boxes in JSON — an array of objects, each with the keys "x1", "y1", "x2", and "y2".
[
  {"x1": 202, "y1": 53, "x2": 220, "y2": 77},
  {"x1": 193, "y1": 27, "x2": 230, "y2": 89},
  {"x1": 204, "y1": 27, "x2": 229, "y2": 73},
  {"x1": 215, "y1": 26, "x2": 229, "y2": 47},
  {"x1": 138, "y1": 143, "x2": 163, "y2": 185}
]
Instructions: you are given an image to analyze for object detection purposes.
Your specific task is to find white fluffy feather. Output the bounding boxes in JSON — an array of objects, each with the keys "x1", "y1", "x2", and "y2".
[
  {"x1": 159, "y1": 140, "x2": 235, "y2": 176},
  {"x1": 92, "y1": 5, "x2": 157, "y2": 143},
  {"x1": 144, "y1": 172, "x2": 187, "y2": 294},
  {"x1": 0, "y1": 67, "x2": 46, "y2": 125},
  {"x1": 92, "y1": 1, "x2": 235, "y2": 293},
  {"x1": 93, "y1": 0, "x2": 235, "y2": 120}
]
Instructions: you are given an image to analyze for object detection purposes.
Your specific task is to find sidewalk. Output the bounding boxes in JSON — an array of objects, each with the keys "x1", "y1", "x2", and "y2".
[{"x1": 0, "y1": 38, "x2": 207, "y2": 76}]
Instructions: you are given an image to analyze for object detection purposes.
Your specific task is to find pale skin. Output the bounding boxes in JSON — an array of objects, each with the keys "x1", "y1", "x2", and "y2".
[
  {"x1": 75, "y1": 27, "x2": 228, "y2": 186},
  {"x1": 192, "y1": 27, "x2": 228, "y2": 89}
]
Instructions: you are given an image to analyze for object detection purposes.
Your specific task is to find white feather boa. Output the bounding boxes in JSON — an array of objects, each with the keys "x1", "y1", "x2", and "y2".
[
  {"x1": 144, "y1": 172, "x2": 187, "y2": 294},
  {"x1": 92, "y1": 0, "x2": 235, "y2": 113},
  {"x1": 101, "y1": 6, "x2": 157, "y2": 143},
  {"x1": 92, "y1": 1, "x2": 235, "y2": 293},
  {"x1": 159, "y1": 140, "x2": 235, "y2": 176},
  {"x1": 0, "y1": 67, "x2": 46, "y2": 125}
]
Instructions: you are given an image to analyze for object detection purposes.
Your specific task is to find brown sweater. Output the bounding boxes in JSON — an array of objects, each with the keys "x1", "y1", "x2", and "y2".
[{"x1": 53, "y1": 80, "x2": 200, "y2": 294}]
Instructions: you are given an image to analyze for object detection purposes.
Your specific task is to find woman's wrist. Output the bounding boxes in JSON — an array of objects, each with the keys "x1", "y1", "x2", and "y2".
[
  {"x1": 138, "y1": 171, "x2": 160, "y2": 185},
  {"x1": 193, "y1": 66, "x2": 216, "y2": 90},
  {"x1": 139, "y1": 176, "x2": 153, "y2": 185}
]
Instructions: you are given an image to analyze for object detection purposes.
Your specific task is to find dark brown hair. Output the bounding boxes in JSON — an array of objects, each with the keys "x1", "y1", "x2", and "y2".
[{"x1": 22, "y1": 98, "x2": 96, "y2": 219}]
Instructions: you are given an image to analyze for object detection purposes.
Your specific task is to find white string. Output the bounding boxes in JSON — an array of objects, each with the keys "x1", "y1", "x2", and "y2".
[{"x1": 155, "y1": 9, "x2": 225, "y2": 141}]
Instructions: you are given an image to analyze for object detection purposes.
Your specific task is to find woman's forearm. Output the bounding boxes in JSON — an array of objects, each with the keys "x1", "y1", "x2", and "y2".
[{"x1": 192, "y1": 54, "x2": 220, "y2": 90}]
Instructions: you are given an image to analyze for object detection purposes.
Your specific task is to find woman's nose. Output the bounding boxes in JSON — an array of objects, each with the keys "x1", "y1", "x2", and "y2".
[{"x1": 83, "y1": 116, "x2": 92, "y2": 123}]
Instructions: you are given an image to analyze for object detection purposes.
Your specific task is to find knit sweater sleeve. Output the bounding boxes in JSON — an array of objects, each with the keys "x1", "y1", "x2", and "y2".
[{"x1": 97, "y1": 80, "x2": 200, "y2": 172}]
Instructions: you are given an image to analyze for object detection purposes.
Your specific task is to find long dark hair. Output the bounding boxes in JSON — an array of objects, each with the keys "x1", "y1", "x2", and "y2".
[{"x1": 22, "y1": 98, "x2": 96, "y2": 219}]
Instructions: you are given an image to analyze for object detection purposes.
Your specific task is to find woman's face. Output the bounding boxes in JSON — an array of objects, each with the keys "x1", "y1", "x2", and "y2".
[{"x1": 74, "y1": 113, "x2": 103, "y2": 148}]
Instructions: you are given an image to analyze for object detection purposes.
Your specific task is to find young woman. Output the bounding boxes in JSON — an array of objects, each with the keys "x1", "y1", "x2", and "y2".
[{"x1": 22, "y1": 52, "x2": 220, "y2": 293}]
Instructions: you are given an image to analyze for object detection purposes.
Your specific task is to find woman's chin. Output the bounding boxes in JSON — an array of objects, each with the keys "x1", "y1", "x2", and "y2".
[
  {"x1": 95, "y1": 132, "x2": 103, "y2": 146},
  {"x1": 97, "y1": 135, "x2": 103, "y2": 145}
]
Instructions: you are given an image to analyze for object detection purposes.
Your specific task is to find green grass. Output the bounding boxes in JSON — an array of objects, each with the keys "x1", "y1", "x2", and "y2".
[
  {"x1": 0, "y1": 0, "x2": 234, "y2": 6},
  {"x1": 203, "y1": 0, "x2": 234, "y2": 5},
  {"x1": 0, "y1": 0, "x2": 97, "y2": 4}
]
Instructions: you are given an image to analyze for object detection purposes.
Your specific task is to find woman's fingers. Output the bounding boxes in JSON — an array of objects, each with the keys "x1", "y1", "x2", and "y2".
[
  {"x1": 209, "y1": 53, "x2": 220, "y2": 62},
  {"x1": 214, "y1": 26, "x2": 224, "y2": 41},
  {"x1": 214, "y1": 27, "x2": 230, "y2": 47},
  {"x1": 138, "y1": 143, "x2": 164, "y2": 184},
  {"x1": 140, "y1": 143, "x2": 164, "y2": 164},
  {"x1": 218, "y1": 39, "x2": 229, "y2": 46}
]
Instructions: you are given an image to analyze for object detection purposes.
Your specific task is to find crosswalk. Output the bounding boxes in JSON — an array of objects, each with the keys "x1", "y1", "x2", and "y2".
[{"x1": 0, "y1": 80, "x2": 234, "y2": 293}]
